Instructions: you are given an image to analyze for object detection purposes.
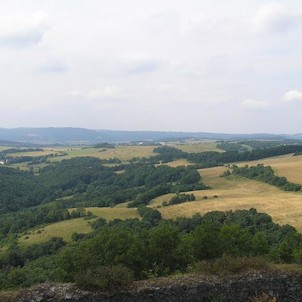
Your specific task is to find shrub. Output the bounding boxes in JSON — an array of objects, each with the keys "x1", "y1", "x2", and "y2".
[
  {"x1": 250, "y1": 293, "x2": 278, "y2": 302},
  {"x1": 75, "y1": 265, "x2": 134, "y2": 292},
  {"x1": 192, "y1": 255, "x2": 270, "y2": 276}
]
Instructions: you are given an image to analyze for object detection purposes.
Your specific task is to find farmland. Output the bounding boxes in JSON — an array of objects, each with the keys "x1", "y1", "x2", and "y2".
[
  {"x1": 2, "y1": 139, "x2": 302, "y2": 292},
  {"x1": 16, "y1": 152, "x2": 302, "y2": 246},
  {"x1": 151, "y1": 165, "x2": 302, "y2": 232}
]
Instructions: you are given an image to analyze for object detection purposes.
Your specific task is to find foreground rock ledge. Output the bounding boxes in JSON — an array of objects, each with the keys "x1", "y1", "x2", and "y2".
[{"x1": 14, "y1": 272, "x2": 302, "y2": 302}]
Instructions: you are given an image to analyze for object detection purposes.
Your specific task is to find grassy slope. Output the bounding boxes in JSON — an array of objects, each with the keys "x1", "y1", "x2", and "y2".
[
  {"x1": 49, "y1": 146, "x2": 156, "y2": 162},
  {"x1": 173, "y1": 141, "x2": 222, "y2": 153},
  {"x1": 237, "y1": 153, "x2": 302, "y2": 185},
  {"x1": 151, "y1": 165, "x2": 302, "y2": 232},
  {"x1": 14, "y1": 144, "x2": 302, "y2": 246},
  {"x1": 19, "y1": 208, "x2": 139, "y2": 245}
]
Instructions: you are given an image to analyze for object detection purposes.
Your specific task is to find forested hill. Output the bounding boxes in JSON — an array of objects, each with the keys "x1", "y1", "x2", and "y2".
[{"x1": 0, "y1": 127, "x2": 301, "y2": 144}]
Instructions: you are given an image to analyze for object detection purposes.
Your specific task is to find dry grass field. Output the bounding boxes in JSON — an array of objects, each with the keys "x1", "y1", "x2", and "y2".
[
  {"x1": 49, "y1": 145, "x2": 156, "y2": 162},
  {"x1": 172, "y1": 141, "x2": 222, "y2": 153},
  {"x1": 9, "y1": 149, "x2": 58, "y2": 157},
  {"x1": 19, "y1": 207, "x2": 139, "y2": 245},
  {"x1": 236, "y1": 154, "x2": 302, "y2": 185},
  {"x1": 13, "y1": 144, "x2": 302, "y2": 246},
  {"x1": 83, "y1": 207, "x2": 139, "y2": 220},
  {"x1": 151, "y1": 166, "x2": 302, "y2": 232},
  {"x1": 19, "y1": 218, "x2": 92, "y2": 246},
  {"x1": 163, "y1": 159, "x2": 191, "y2": 167}
]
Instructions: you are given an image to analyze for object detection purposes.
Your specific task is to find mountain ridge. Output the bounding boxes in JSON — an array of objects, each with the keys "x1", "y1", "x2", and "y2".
[{"x1": 0, "y1": 127, "x2": 300, "y2": 145}]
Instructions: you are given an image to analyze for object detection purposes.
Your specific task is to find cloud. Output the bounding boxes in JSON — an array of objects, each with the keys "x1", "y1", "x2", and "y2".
[
  {"x1": 67, "y1": 90, "x2": 84, "y2": 98},
  {"x1": 87, "y1": 86, "x2": 120, "y2": 100},
  {"x1": 283, "y1": 90, "x2": 302, "y2": 102},
  {"x1": 181, "y1": 15, "x2": 219, "y2": 34},
  {"x1": 119, "y1": 52, "x2": 163, "y2": 74},
  {"x1": 39, "y1": 59, "x2": 68, "y2": 73},
  {"x1": 250, "y1": 3, "x2": 300, "y2": 34},
  {"x1": 0, "y1": 12, "x2": 50, "y2": 48},
  {"x1": 241, "y1": 99, "x2": 269, "y2": 110}
]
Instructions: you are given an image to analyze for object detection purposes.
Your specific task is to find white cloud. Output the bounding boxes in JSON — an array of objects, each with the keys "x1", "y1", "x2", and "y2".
[
  {"x1": 241, "y1": 99, "x2": 269, "y2": 110},
  {"x1": 87, "y1": 86, "x2": 121, "y2": 100},
  {"x1": 283, "y1": 90, "x2": 302, "y2": 102},
  {"x1": 181, "y1": 15, "x2": 219, "y2": 34},
  {"x1": 67, "y1": 90, "x2": 84, "y2": 98},
  {"x1": 39, "y1": 59, "x2": 68, "y2": 73},
  {"x1": 250, "y1": 3, "x2": 300, "y2": 34},
  {"x1": 0, "y1": 12, "x2": 50, "y2": 48},
  {"x1": 119, "y1": 52, "x2": 163, "y2": 74}
]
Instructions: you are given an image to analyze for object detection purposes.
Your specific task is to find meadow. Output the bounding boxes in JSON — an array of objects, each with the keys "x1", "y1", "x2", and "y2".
[
  {"x1": 19, "y1": 207, "x2": 139, "y2": 245},
  {"x1": 151, "y1": 164, "x2": 302, "y2": 232},
  {"x1": 12, "y1": 143, "x2": 302, "y2": 246},
  {"x1": 237, "y1": 153, "x2": 302, "y2": 184}
]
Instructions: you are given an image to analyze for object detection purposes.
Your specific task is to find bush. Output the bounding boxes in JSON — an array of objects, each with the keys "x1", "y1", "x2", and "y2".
[
  {"x1": 75, "y1": 265, "x2": 134, "y2": 292},
  {"x1": 250, "y1": 293, "x2": 278, "y2": 302},
  {"x1": 192, "y1": 255, "x2": 271, "y2": 276},
  {"x1": 168, "y1": 193, "x2": 195, "y2": 205}
]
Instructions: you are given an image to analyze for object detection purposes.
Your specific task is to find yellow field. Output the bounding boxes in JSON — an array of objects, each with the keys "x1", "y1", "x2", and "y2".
[
  {"x1": 237, "y1": 154, "x2": 302, "y2": 185},
  {"x1": 151, "y1": 166, "x2": 302, "y2": 232},
  {"x1": 172, "y1": 142, "x2": 222, "y2": 153},
  {"x1": 163, "y1": 159, "x2": 191, "y2": 167},
  {"x1": 19, "y1": 207, "x2": 139, "y2": 245},
  {"x1": 19, "y1": 218, "x2": 92, "y2": 246},
  {"x1": 9, "y1": 150, "x2": 57, "y2": 157},
  {"x1": 84, "y1": 207, "x2": 139, "y2": 220},
  {"x1": 12, "y1": 144, "x2": 302, "y2": 245},
  {"x1": 0, "y1": 146, "x2": 10, "y2": 151},
  {"x1": 49, "y1": 146, "x2": 156, "y2": 162}
]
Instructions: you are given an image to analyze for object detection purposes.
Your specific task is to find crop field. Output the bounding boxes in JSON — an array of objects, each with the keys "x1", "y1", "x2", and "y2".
[
  {"x1": 151, "y1": 166, "x2": 302, "y2": 232},
  {"x1": 236, "y1": 154, "x2": 302, "y2": 185}
]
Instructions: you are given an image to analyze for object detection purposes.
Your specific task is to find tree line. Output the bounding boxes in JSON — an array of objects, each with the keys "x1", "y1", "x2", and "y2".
[{"x1": 226, "y1": 164, "x2": 302, "y2": 192}]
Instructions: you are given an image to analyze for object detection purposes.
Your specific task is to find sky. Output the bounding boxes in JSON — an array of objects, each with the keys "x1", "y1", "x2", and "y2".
[{"x1": 0, "y1": 0, "x2": 302, "y2": 134}]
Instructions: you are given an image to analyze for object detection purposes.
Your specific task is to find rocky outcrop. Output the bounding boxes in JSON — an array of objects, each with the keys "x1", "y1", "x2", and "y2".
[{"x1": 14, "y1": 272, "x2": 302, "y2": 302}]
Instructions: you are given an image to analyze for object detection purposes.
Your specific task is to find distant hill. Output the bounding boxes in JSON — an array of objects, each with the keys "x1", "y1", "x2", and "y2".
[{"x1": 0, "y1": 127, "x2": 300, "y2": 145}]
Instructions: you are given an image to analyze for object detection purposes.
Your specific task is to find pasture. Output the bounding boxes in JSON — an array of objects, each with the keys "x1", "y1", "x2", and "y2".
[
  {"x1": 19, "y1": 207, "x2": 139, "y2": 245},
  {"x1": 173, "y1": 141, "x2": 222, "y2": 153},
  {"x1": 236, "y1": 153, "x2": 302, "y2": 185},
  {"x1": 19, "y1": 218, "x2": 92, "y2": 246},
  {"x1": 47, "y1": 145, "x2": 157, "y2": 163},
  {"x1": 151, "y1": 166, "x2": 302, "y2": 232},
  {"x1": 14, "y1": 144, "x2": 302, "y2": 246}
]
